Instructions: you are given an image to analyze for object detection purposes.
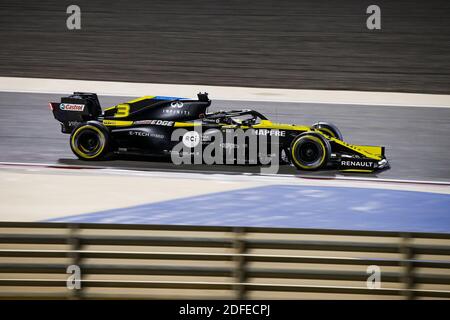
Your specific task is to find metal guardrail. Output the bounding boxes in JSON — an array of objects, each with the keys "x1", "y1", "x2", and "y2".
[{"x1": 0, "y1": 222, "x2": 449, "y2": 299}]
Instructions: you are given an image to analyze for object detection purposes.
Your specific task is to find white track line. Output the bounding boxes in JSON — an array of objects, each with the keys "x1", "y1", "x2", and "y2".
[
  {"x1": 1, "y1": 161, "x2": 449, "y2": 186},
  {"x1": 1, "y1": 77, "x2": 449, "y2": 108}
]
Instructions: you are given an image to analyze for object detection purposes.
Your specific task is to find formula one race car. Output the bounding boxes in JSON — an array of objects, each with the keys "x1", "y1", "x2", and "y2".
[{"x1": 50, "y1": 92, "x2": 389, "y2": 172}]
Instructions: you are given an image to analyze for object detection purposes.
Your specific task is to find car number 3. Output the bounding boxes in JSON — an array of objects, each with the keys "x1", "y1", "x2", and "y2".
[{"x1": 114, "y1": 104, "x2": 130, "y2": 118}]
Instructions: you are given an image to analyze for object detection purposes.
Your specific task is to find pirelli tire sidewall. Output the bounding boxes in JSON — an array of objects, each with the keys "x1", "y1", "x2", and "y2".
[
  {"x1": 311, "y1": 122, "x2": 343, "y2": 141},
  {"x1": 290, "y1": 132, "x2": 331, "y2": 171},
  {"x1": 70, "y1": 121, "x2": 111, "y2": 160}
]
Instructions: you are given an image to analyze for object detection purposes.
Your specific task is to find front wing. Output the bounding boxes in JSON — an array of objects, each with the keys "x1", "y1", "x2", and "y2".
[{"x1": 330, "y1": 140, "x2": 390, "y2": 172}]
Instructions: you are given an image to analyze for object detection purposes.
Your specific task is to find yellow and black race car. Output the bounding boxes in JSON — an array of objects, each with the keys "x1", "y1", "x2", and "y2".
[{"x1": 50, "y1": 92, "x2": 389, "y2": 172}]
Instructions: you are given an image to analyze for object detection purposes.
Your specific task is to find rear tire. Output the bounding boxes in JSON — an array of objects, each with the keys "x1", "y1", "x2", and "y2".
[
  {"x1": 70, "y1": 122, "x2": 111, "y2": 160},
  {"x1": 290, "y1": 133, "x2": 331, "y2": 170},
  {"x1": 312, "y1": 122, "x2": 343, "y2": 140}
]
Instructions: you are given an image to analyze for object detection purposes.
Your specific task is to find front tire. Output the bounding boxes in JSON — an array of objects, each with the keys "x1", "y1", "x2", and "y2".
[
  {"x1": 290, "y1": 133, "x2": 331, "y2": 170},
  {"x1": 70, "y1": 122, "x2": 111, "y2": 160},
  {"x1": 312, "y1": 122, "x2": 343, "y2": 141}
]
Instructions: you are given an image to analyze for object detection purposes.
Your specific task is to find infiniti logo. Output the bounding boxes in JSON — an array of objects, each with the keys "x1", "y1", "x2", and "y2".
[{"x1": 170, "y1": 101, "x2": 184, "y2": 108}]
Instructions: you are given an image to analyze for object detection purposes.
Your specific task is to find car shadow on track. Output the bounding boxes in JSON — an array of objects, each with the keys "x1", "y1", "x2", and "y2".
[{"x1": 56, "y1": 155, "x2": 382, "y2": 179}]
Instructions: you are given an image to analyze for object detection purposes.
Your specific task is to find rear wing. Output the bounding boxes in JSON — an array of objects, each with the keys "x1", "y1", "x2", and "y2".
[{"x1": 50, "y1": 92, "x2": 102, "y2": 133}]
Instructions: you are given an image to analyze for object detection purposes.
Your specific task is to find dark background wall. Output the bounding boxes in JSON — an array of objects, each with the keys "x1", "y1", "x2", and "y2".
[{"x1": 0, "y1": 0, "x2": 449, "y2": 93}]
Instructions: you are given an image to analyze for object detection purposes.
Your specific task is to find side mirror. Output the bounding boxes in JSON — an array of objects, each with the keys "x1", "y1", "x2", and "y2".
[{"x1": 198, "y1": 92, "x2": 209, "y2": 102}]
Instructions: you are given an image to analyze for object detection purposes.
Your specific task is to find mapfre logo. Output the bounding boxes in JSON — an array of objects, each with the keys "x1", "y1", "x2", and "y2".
[{"x1": 60, "y1": 103, "x2": 85, "y2": 111}]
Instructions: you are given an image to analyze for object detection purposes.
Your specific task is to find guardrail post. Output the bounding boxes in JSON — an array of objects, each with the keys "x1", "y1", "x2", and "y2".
[
  {"x1": 400, "y1": 233, "x2": 415, "y2": 300},
  {"x1": 232, "y1": 227, "x2": 247, "y2": 300},
  {"x1": 67, "y1": 224, "x2": 83, "y2": 299}
]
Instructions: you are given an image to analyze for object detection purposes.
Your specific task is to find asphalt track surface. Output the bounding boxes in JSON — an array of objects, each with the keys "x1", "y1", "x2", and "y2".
[{"x1": 1, "y1": 91, "x2": 450, "y2": 182}]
